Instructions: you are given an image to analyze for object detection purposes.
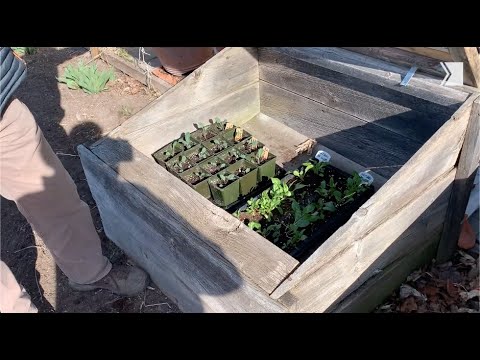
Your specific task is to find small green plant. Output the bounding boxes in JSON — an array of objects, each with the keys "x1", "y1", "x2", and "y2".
[
  {"x1": 11, "y1": 47, "x2": 37, "y2": 56},
  {"x1": 218, "y1": 173, "x2": 237, "y2": 183},
  {"x1": 312, "y1": 160, "x2": 327, "y2": 176},
  {"x1": 253, "y1": 148, "x2": 266, "y2": 164},
  {"x1": 261, "y1": 224, "x2": 282, "y2": 243},
  {"x1": 198, "y1": 146, "x2": 210, "y2": 160},
  {"x1": 284, "y1": 201, "x2": 321, "y2": 248},
  {"x1": 119, "y1": 105, "x2": 134, "y2": 118},
  {"x1": 212, "y1": 117, "x2": 226, "y2": 130},
  {"x1": 178, "y1": 132, "x2": 195, "y2": 149},
  {"x1": 115, "y1": 48, "x2": 134, "y2": 62},
  {"x1": 211, "y1": 139, "x2": 229, "y2": 152},
  {"x1": 248, "y1": 221, "x2": 262, "y2": 230},
  {"x1": 163, "y1": 141, "x2": 180, "y2": 159},
  {"x1": 341, "y1": 173, "x2": 367, "y2": 203},
  {"x1": 246, "y1": 178, "x2": 292, "y2": 219},
  {"x1": 177, "y1": 156, "x2": 188, "y2": 167},
  {"x1": 292, "y1": 161, "x2": 314, "y2": 182},
  {"x1": 57, "y1": 62, "x2": 115, "y2": 94}
]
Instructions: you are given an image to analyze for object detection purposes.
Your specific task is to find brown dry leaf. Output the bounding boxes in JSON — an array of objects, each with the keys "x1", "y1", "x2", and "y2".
[
  {"x1": 423, "y1": 285, "x2": 438, "y2": 297},
  {"x1": 400, "y1": 284, "x2": 427, "y2": 301},
  {"x1": 446, "y1": 279, "x2": 459, "y2": 299},
  {"x1": 400, "y1": 297, "x2": 418, "y2": 313},
  {"x1": 459, "y1": 251, "x2": 476, "y2": 266}
]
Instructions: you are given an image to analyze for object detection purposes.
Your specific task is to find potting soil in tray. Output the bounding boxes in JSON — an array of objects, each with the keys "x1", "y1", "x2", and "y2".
[{"x1": 236, "y1": 161, "x2": 375, "y2": 262}]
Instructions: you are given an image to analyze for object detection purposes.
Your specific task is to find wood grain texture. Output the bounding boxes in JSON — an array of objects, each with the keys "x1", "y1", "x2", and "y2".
[
  {"x1": 437, "y1": 98, "x2": 480, "y2": 262},
  {"x1": 100, "y1": 49, "x2": 173, "y2": 94},
  {"x1": 342, "y1": 47, "x2": 446, "y2": 79},
  {"x1": 260, "y1": 81, "x2": 423, "y2": 178},
  {"x1": 397, "y1": 47, "x2": 453, "y2": 62},
  {"x1": 103, "y1": 82, "x2": 260, "y2": 157},
  {"x1": 331, "y1": 226, "x2": 442, "y2": 312},
  {"x1": 89, "y1": 138, "x2": 298, "y2": 295},
  {"x1": 104, "y1": 47, "x2": 259, "y2": 141},
  {"x1": 449, "y1": 47, "x2": 480, "y2": 88},
  {"x1": 272, "y1": 168, "x2": 456, "y2": 312},
  {"x1": 242, "y1": 113, "x2": 388, "y2": 189},
  {"x1": 268, "y1": 48, "x2": 471, "y2": 104},
  {"x1": 269, "y1": 96, "x2": 477, "y2": 311},
  {"x1": 79, "y1": 145, "x2": 289, "y2": 312},
  {"x1": 259, "y1": 48, "x2": 454, "y2": 144}
]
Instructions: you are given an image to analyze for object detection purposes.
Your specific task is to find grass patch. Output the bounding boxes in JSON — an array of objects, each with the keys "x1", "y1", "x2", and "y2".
[{"x1": 57, "y1": 62, "x2": 115, "y2": 94}]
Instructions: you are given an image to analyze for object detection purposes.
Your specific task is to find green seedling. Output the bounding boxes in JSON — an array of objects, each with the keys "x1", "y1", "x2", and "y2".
[
  {"x1": 57, "y1": 62, "x2": 115, "y2": 94},
  {"x1": 197, "y1": 146, "x2": 210, "y2": 161},
  {"x1": 292, "y1": 161, "x2": 315, "y2": 182},
  {"x1": 163, "y1": 141, "x2": 180, "y2": 159},
  {"x1": 246, "y1": 178, "x2": 292, "y2": 219},
  {"x1": 178, "y1": 132, "x2": 195, "y2": 149},
  {"x1": 261, "y1": 223, "x2": 282, "y2": 243},
  {"x1": 204, "y1": 159, "x2": 227, "y2": 175},
  {"x1": 218, "y1": 173, "x2": 237, "y2": 183},
  {"x1": 284, "y1": 201, "x2": 321, "y2": 248},
  {"x1": 171, "y1": 155, "x2": 190, "y2": 173},
  {"x1": 211, "y1": 139, "x2": 229, "y2": 152},
  {"x1": 312, "y1": 160, "x2": 327, "y2": 176},
  {"x1": 341, "y1": 172, "x2": 367, "y2": 203},
  {"x1": 12, "y1": 47, "x2": 37, "y2": 56},
  {"x1": 248, "y1": 221, "x2": 262, "y2": 230}
]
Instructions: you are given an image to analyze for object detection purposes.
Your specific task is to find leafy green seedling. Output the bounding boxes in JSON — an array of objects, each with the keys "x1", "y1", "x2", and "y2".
[
  {"x1": 248, "y1": 221, "x2": 262, "y2": 230},
  {"x1": 178, "y1": 132, "x2": 195, "y2": 149},
  {"x1": 292, "y1": 161, "x2": 314, "y2": 182},
  {"x1": 198, "y1": 147, "x2": 209, "y2": 160}
]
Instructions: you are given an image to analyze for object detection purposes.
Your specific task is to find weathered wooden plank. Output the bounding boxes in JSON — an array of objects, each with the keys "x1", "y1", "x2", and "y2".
[
  {"x1": 242, "y1": 113, "x2": 388, "y2": 189},
  {"x1": 397, "y1": 47, "x2": 453, "y2": 62},
  {"x1": 269, "y1": 96, "x2": 477, "y2": 311},
  {"x1": 78, "y1": 145, "x2": 289, "y2": 313},
  {"x1": 259, "y1": 48, "x2": 453, "y2": 143},
  {"x1": 89, "y1": 138, "x2": 298, "y2": 295},
  {"x1": 329, "y1": 176, "x2": 451, "y2": 312},
  {"x1": 437, "y1": 98, "x2": 480, "y2": 262},
  {"x1": 272, "y1": 168, "x2": 456, "y2": 312},
  {"x1": 90, "y1": 47, "x2": 100, "y2": 58},
  {"x1": 260, "y1": 81, "x2": 423, "y2": 178},
  {"x1": 105, "y1": 82, "x2": 259, "y2": 157},
  {"x1": 331, "y1": 227, "x2": 441, "y2": 313},
  {"x1": 269, "y1": 47, "x2": 472, "y2": 104},
  {"x1": 100, "y1": 48, "x2": 173, "y2": 94},
  {"x1": 342, "y1": 47, "x2": 446, "y2": 79},
  {"x1": 449, "y1": 47, "x2": 480, "y2": 88},
  {"x1": 105, "y1": 47, "x2": 259, "y2": 140}
]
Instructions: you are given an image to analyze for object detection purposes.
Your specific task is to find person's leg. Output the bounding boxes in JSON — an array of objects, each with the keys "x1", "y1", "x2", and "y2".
[
  {"x1": 0, "y1": 99, "x2": 147, "y2": 297},
  {"x1": 0, "y1": 260, "x2": 38, "y2": 313}
]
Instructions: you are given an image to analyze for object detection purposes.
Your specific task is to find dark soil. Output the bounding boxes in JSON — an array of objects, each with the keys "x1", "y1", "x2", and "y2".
[
  {"x1": 216, "y1": 178, "x2": 236, "y2": 189},
  {"x1": 235, "y1": 167, "x2": 252, "y2": 177},
  {"x1": 186, "y1": 172, "x2": 209, "y2": 186},
  {"x1": 204, "y1": 162, "x2": 227, "y2": 175}
]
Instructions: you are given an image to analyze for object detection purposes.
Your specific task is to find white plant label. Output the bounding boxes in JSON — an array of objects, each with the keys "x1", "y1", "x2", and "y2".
[
  {"x1": 359, "y1": 171, "x2": 374, "y2": 186},
  {"x1": 315, "y1": 150, "x2": 331, "y2": 163}
]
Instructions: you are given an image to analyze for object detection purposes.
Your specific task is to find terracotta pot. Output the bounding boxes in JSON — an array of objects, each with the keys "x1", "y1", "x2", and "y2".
[{"x1": 150, "y1": 47, "x2": 216, "y2": 76}]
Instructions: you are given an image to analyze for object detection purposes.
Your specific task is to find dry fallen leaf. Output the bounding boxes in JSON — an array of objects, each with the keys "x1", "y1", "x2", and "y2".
[
  {"x1": 423, "y1": 285, "x2": 438, "y2": 297},
  {"x1": 400, "y1": 284, "x2": 427, "y2": 301},
  {"x1": 400, "y1": 297, "x2": 418, "y2": 313}
]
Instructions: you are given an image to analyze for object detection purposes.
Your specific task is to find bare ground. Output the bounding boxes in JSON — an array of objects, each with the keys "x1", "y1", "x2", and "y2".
[{"x1": 0, "y1": 47, "x2": 179, "y2": 313}]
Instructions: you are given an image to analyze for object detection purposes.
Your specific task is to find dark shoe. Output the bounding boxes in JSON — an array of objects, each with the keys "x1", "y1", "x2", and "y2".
[{"x1": 69, "y1": 265, "x2": 148, "y2": 296}]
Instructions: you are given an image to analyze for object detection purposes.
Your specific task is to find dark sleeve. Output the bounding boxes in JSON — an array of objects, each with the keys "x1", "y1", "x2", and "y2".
[{"x1": 1, "y1": 47, "x2": 27, "y2": 115}]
